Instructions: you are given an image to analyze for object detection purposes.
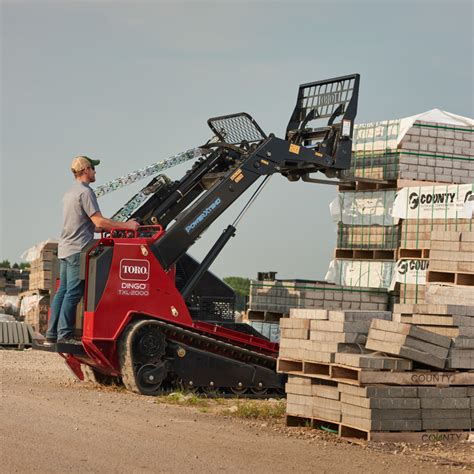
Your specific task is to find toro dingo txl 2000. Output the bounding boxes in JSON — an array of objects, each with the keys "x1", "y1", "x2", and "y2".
[{"x1": 34, "y1": 75, "x2": 360, "y2": 396}]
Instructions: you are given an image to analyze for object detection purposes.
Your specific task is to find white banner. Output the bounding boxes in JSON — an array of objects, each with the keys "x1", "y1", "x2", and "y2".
[
  {"x1": 390, "y1": 259, "x2": 429, "y2": 291},
  {"x1": 330, "y1": 190, "x2": 398, "y2": 226},
  {"x1": 392, "y1": 184, "x2": 473, "y2": 220},
  {"x1": 325, "y1": 259, "x2": 395, "y2": 289}
]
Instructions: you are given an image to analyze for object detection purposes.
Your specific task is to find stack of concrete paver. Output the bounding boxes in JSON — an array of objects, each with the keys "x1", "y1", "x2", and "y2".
[
  {"x1": 427, "y1": 230, "x2": 474, "y2": 285},
  {"x1": 422, "y1": 230, "x2": 474, "y2": 326},
  {"x1": 279, "y1": 308, "x2": 392, "y2": 364},
  {"x1": 341, "y1": 112, "x2": 474, "y2": 184},
  {"x1": 279, "y1": 307, "x2": 474, "y2": 440},
  {"x1": 365, "y1": 319, "x2": 451, "y2": 369},
  {"x1": 328, "y1": 111, "x2": 473, "y2": 306},
  {"x1": 285, "y1": 377, "x2": 474, "y2": 439},
  {"x1": 28, "y1": 242, "x2": 58, "y2": 292},
  {"x1": 279, "y1": 111, "x2": 474, "y2": 441},
  {"x1": 246, "y1": 279, "x2": 389, "y2": 321}
]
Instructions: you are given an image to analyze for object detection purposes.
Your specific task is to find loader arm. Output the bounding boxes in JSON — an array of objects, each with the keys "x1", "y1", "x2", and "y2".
[{"x1": 133, "y1": 74, "x2": 360, "y2": 271}]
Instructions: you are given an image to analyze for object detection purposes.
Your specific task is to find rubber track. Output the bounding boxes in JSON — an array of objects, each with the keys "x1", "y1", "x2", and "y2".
[
  {"x1": 117, "y1": 321, "x2": 142, "y2": 393},
  {"x1": 118, "y1": 318, "x2": 278, "y2": 394},
  {"x1": 142, "y1": 318, "x2": 276, "y2": 369}
]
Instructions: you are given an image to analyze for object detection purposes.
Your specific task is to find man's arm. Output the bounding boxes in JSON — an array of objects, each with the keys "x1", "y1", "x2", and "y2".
[{"x1": 90, "y1": 212, "x2": 139, "y2": 232}]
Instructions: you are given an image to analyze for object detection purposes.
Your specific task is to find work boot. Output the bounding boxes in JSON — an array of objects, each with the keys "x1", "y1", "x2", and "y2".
[
  {"x1": 57, "y1": 337, "x2": 82, "y2": 345},
  {"x1": 44, "y1": 336, "x2": 57, "y2": 345}
]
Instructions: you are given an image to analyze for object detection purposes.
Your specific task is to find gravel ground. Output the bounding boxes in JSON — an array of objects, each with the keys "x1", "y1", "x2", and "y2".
[{"x1": 1, "y1": 349, "x2": 473, "y2": 473}]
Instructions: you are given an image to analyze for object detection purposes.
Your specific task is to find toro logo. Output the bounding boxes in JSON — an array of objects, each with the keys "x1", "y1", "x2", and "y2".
[{"x1": 120, "y1": 259, "x2": 150, "y2": 282}]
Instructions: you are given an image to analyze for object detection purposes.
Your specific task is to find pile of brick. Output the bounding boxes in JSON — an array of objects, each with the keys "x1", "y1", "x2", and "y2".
[
  {"x1": 0, "y1": 267, "x2": 29, "y2": 297},
  {"x1": 246, "y1": 279, "x2": 389, "y2": 323},
  {"x1": 341, "y1": 111, "x2": 473, "y2": 184},
  {"x1": 28, "y1": 242, "x2": 58, "y2": 292},
  {"x1": 279, "y1": 309, "x2": 392, "y2": 364},
  {"x1": 365, "y1": 319, "x2": 451, "y2": 369},
  {"x1": 15, "y1": 240, "x2": 59, "y2": 334},
  {"x1": 279, "y1": 308, "x2": 474, "y2": 441},
  {"x1": 278, "y1": 111, "x2": 474, "y2": 441},
  {"x1": 394, "y1": 303, "x2": 474, "y2": 369},
  {"x1": 327, "y1": 111, "x2": 473, "y2": 306}
]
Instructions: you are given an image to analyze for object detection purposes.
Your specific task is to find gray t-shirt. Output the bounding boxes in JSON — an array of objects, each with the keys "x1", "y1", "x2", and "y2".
[{"x1": 58, "y1": 181, "x2": 100, "y2": 259}]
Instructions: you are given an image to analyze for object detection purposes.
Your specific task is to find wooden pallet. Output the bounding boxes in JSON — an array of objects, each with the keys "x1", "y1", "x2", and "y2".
[
  {"x1": 277, "y1": 358, "x2": 474, "y2": 386},
  {"x1": 246, "y1": 309, "x2": 286, "y2": 322},
  {"x1": 397, "y1": 248, "x2": 430, "y2": 259},
  {"x1": 427, "y1": 270, "x2": 474, "y2": 286},
  {"x1": 337, "y1": 178, "x2": 442, "y2": 193},
  {"x1": 286, "y1": 414, "x2": 473, "y2": 443},
  {"x1": 334, "y1": 248, "x2": 396, "y2": 260}
]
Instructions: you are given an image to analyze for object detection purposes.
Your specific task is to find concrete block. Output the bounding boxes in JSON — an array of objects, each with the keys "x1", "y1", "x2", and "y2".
[{"x1": 420, "y1": 398, "x2": 470, "y2": 409}]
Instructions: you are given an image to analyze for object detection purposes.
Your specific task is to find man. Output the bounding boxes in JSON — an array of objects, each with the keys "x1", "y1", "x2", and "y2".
[{"x1": 45, "y1": 156, "x2": 139, "y2": 344}]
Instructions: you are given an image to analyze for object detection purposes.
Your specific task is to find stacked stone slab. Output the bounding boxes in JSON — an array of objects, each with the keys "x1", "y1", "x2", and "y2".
[
  {"x1": 328, "y1": 113, "x2": 473, "y2": 308},
  {"x1": 392, "y1": 303, "x2": 474, "y2": 370},
  {"x1": 0, "y1": 267, "x2": 29, "y2": 297},
  {"x1": 286, "y1": 376, "x2": 341, "y2": 422},
  {"x1": 427, "y1": 230, "x2": 474, "y2": 284},
  {"x1": 286, "y1": 378, "x2": 474, "y2": 436},
  {"x1": 366, "y1": 319, "x2": 452, "y2": 369},
  {"x1": 341, "y1": 117, "x2": 474, "y2": 184},
  {"x1": 247, "y1": 279, "x2": 389, "y2": 317},
  {"x1": 28, "y1": 242, "x2": 58, "y2": 292},
  {"x1": 279, "y1": 309, "x2": 392, "y2": 364}
]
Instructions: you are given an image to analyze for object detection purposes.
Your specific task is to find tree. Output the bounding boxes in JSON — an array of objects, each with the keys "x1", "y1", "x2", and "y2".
[
  {"x1": 0, "y1": 260, "x2": 11, "y2": 268},
  {"x1": 223, "y1": 276, "x2": 250, "y2": 296}
]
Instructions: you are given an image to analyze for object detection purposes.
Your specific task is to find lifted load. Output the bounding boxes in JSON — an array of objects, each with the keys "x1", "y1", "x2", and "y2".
[{"x1": 33, "y1": 74, "x2": 360, "y2": 396}]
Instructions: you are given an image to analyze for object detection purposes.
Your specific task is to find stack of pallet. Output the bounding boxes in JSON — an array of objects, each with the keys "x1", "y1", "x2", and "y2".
[
  {"x1": 394, "y1": 184, "x2": 473, "y2": 304},
  {"x1": 341, "y1": 110, "x2": 474, "y2": 184},
  {"x1": 18, "y1": 240, "x2": 59, "y2": 333},
  {"x1": 19, "y1": 294, "x2": 50, "y2": 334},
  {"x1": 279, "y1": 308, "x2": 392, "y2": 364},
  {"x1": 246, "y1": 279, "x2": 389, "y2": 322},
  {"x1": 279, "y1": 308, "x2": 474, "y2": 441},
  {"x1": 365, "y1": 319, "x2": 451, "y2": 369},
  {"x1": 28, "y1": 242, "x2": 58, "y2": 292},
  {"x1": 328, "y1": 111, "x2": 473, "y2": 305},
  {"x1": 0, "y1": 267, "x2": 29, "y2": 297},
  {"x1": 388, "y1": 303, "x2": 474, "y2": 371}
]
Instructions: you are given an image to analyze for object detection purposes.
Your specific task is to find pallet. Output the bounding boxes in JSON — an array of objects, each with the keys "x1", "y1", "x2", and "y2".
[
  {"x1": 337, "y1": 178, "x2": 397, "y2": 192},
  {"x1": 337, "y1": 178, "x2": 442, "y2": 193},
  {"x1": 286, "y1": 414, "x2": 473, "y2": 443},
  {"x1": 427, "y1": 271, "x2": 474, "y2": 286},
  {"x1": 397, "y1": 248, "x2": 430, "y2": 259},
  {"x1": 334, "y1": 248, "x2": 396, "y2": 260},
  {"x1": 246, "y1": 309, "x2": 286, "y2": 322},
  {"x1": 277, "y1": 358, "x2": 474, "y2": 386}
]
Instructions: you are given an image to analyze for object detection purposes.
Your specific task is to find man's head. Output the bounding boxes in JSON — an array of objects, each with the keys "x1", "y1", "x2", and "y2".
[{"x1": 71, "y1": 156, "x2": 100, "y2": 183}]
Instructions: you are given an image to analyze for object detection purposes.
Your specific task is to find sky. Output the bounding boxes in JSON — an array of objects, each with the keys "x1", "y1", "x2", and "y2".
[{"x1": 1, "y1": 0, "x2": 473, "y2": 281}]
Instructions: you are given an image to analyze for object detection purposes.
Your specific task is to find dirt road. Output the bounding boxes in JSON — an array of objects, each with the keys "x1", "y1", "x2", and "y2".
[{"x1": 1, "y1": 350, "x2": 472, "y2": 473}]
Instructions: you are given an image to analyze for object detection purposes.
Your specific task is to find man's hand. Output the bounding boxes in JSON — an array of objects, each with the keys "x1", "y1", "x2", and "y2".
[{"x1": 123, "y1": 219, "x2": 139, "y2": 231}]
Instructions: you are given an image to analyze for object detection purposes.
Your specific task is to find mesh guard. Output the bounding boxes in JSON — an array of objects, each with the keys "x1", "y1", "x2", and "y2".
[{"x1": 208, "y1": 113, "x2": 267, "y2": 146}]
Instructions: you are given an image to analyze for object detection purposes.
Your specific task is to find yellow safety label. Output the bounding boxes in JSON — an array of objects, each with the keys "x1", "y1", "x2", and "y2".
[{"x1": 289, "y1": 144, "x2": 300, "y2": 154}]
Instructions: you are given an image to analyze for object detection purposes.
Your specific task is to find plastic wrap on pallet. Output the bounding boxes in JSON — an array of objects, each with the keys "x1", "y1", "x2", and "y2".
[
  {"x1": 342, "y1": 110, "x2": 474, "y2": 184},
  {"x1": 325, "y1": 259, "x2": 395, "y2": 289},
  {"x1": 352, "y1": 109, "x2": 473, "y2": 154},
  {"x1": 337, "y1": 223, "x2": 400, "y2": 250},
  {"x1": 393, "y1": 183, "x2": 473, "y2": 220},
  {"x1": 330, "y1": 190, "x2": 398, "y2": 226},
  {"x1": 390, "y1": 259, "x2": 429, "y2": 290},
  {"x1": 21, "y1": 239, "x2": 58, "y2": 263},
  {"x1": 0, "y1": 295, "x2": 21, "y2": 316}
]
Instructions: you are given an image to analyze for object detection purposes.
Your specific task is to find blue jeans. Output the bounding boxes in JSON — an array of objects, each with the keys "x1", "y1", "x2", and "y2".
[{"x1": 46, "y1": 252, "x2": 84, "y2": 340}]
